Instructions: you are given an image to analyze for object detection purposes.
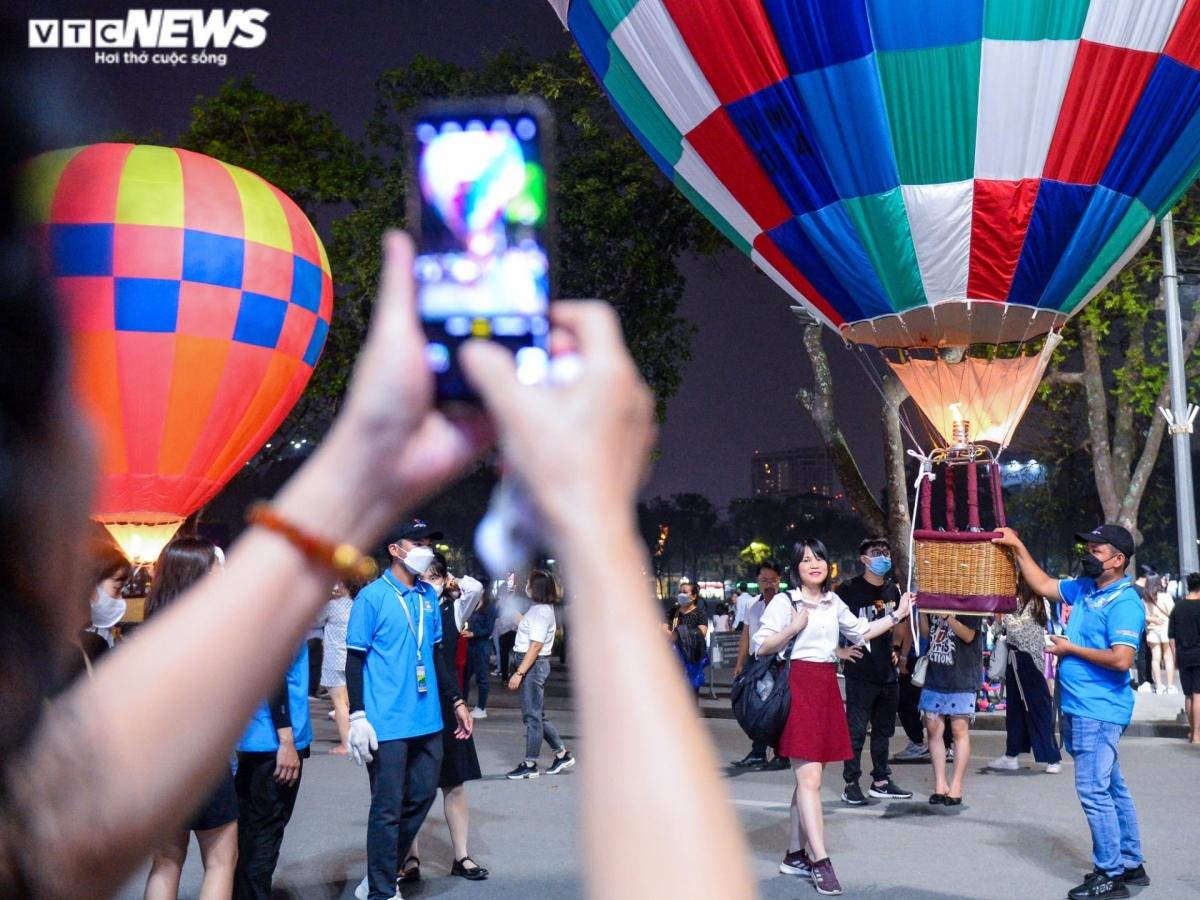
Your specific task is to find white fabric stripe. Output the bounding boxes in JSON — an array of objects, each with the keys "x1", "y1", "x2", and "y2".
[
  {"x1": 676, "y1": 140, "x2": 762, "y2": 245},
  {"x1": 900, "y1": 181, "x2": 973, "y2": 304},
  {"x1": 750, "y1": 249, "x2": 840, "y2": 332},
  {"x1": 1063, "y1": 217, "x2": 1155, "y2": 318},
  {"x1": 976, "y1": 39, "x2": 1078, "y2": 180},
  {"x1": 611, "y1": 0, "x2": 721, "y2": 135},
  {"x1": 546, "y1": 0, "x2": 570, "y2": 27},
  {"x1": 1081, "y1": 0, "x2": 1186, "y2": 52}
]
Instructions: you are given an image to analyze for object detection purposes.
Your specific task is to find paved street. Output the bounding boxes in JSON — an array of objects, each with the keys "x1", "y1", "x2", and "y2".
[{"x1": 115, "y1": 679, "x2": 1200, "y2": 900}]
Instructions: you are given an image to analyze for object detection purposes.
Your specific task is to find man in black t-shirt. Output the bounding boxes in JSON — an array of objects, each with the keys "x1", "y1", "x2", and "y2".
[
  {"x1": 836, "y1": 537, "x2": 912, "y2": 805},
  {"x1": 1169, "y1": 572, "x2": 1200, "y2": 743}
]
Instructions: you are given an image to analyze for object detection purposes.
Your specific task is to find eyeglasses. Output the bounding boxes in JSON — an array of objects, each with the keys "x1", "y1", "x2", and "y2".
[{"x1": 865, "y1": 549, "x2": 891, "y2": 558}]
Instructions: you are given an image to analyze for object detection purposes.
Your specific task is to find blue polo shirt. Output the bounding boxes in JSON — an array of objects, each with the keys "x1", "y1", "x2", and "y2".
[
  {"x1": 239, "y1": 642, "x2": 312, "y2": 752},
  {"x1": 346, "y1": 572, "x2": 444, "y2": 741},
  {"x1": 1058, "y1": 576, "x2": 1145, "y2": 726}
]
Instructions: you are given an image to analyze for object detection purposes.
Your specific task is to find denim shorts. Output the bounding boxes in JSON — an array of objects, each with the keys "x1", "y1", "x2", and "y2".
[{"x1": 918, "y1": 688, "x2": 976, "y2": 720}]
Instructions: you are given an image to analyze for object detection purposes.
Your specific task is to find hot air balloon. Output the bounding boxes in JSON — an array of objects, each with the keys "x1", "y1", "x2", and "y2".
[
  {"x1": 549, "y1": 0, "x2": 1200, "y2": 612},
  {"x1": 24, "y1": 144, "x2": 333, "y2": 564}
]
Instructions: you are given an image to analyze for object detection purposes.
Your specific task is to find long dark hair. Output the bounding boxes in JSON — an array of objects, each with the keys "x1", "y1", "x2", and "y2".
[
  {"x1": 528, "y1": 568, "x2": 560, "y2": 605},
  {"x1": 790, "y1": 539, "x2": 833, "y2": 593},
  {"x1": 144, "y1": 539, "x2": 218, "y2": 619},
  {"x1": 1016, "y1": 576, "x2": 1048, "y2": 628},
  {"x1": 426, "y1": 551, "x2": 461, "y2": 604}
]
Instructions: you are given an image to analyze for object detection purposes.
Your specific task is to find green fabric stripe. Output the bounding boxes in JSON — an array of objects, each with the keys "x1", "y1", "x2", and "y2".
[
  {"x1": 875, "y1": 42, "x2": 981, "y2": 185},
  {"x1": 842, "y1": 189, "x2": 927, "y2": 312},
  {"x1": 20, "y1": 146, "x2": 84, "y2": 224},
  {"x1": 1153, "y1": 158, "x2": 1200, "y2": 220},
  {"x1": 675, "y1": 175, "x2": 751, "y2": 255},
  {"x1": 603, "y1": 40, "x2": 684, "y2": 167},
  {"x1": 1060, "y1": 198, "x2": 1152, "y2": 312},
  {"x1": 589, "y1": 0, "x2": 639, "y2": 33},
  {"x1": 982, "y1": 0, "x2": 1091, "y2": 41}
]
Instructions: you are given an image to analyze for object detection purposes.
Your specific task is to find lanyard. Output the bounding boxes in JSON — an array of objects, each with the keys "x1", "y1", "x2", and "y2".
[
  {"x1": 1083, "y1": 577, "x2": 1132, "y2": 611},
  {"x1": 384, "y1": 573, "x2": 425, "y2": 663}
]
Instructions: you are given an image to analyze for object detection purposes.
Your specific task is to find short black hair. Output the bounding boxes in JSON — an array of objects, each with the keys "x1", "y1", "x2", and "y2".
[
  {"x1": 1188, "y1": 572, "x2": 1200, "y2": 593},
  {"x1": 758, "y1": 559, "x2": 782, "y2": 578},
  {"x1": 859, "y1": 536, "x2": 889, "y2": 556},
  {"x1": 789, "y1": 540, "x2": 832, "y2": 593}
]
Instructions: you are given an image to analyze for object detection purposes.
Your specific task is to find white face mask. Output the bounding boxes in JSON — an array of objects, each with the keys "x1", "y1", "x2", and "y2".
[
  {"x1": 401, "y1": 545, "x2": 436, "y2": 575},
  {"x1": 677, "y1": 593, "x2": 692, "y2": 607},
  {"x1": 430, "y1": 582, "x2": 445, "y2": 598},
  {"x1": 91, "y1": 585, "x2": 127, "y2": 629}
]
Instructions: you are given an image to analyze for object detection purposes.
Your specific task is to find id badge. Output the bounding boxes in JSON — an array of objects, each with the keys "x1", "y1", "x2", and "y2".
[{"x1": 416, "y1": 663, "x2": 428, "y2": 694}]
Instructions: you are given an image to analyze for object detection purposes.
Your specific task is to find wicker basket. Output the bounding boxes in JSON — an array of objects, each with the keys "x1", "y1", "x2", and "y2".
[{"x1": 914, "y1": 532, "x2": 1018, "y2": 615}]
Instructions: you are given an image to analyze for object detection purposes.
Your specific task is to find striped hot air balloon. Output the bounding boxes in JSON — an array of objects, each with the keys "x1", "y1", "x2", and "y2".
[{"x1": 24, "y1": 143, "x2": 333, "y2": 563}]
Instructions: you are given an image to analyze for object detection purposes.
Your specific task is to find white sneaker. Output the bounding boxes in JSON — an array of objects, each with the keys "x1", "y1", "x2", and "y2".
[
  {"x1": 894, "y1": 741, "x2": 930, "y2": 761},
  {"x1": 1137, "y1": 682, "x2": 1153, "y2": 693},
  {"x1": 945, "y1": 748, "x2": 954, "y2": 763},
  {"x1": 1167, "y1": 686, "x2": 1179, "y2": 695},
  {"x1": 355, "y1": 875, "x2": 401, "y2": 900},
  {"x1": 470, "y1": 707, "x2": 487, "y2": 719},
  {"x1": 988, "y1": 755, "x2": 1019, "y2": 771},
  {"x1": 1045, "y1": 762, "x2": 1062, "y2": 774}
]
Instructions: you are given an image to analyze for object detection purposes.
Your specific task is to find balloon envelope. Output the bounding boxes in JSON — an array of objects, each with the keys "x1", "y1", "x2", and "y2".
[
  {"x1": 551, "y1": 0, "x2": 1200, "y2": 348},
  {"x1": 24, "y1": 143, "x2": 333, "y2": 560}
]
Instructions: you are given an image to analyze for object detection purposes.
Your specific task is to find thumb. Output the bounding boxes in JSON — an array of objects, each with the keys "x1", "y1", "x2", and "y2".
[{"x1": 459, "y1": 339, "x2": 521, "y2": 421}]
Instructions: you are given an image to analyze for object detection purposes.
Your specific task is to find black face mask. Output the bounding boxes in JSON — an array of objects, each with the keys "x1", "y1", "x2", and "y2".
[{"x1": 1080, "y1": 554, "x2": 1106, "y2": 579}]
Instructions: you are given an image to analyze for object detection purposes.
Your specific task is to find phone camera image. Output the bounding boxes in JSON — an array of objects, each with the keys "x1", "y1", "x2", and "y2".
[{"x1": 412, "y1": 102, "x2": 552, "y2": 403}]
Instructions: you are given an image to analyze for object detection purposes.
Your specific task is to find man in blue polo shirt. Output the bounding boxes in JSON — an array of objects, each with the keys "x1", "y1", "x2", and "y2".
[
  {"x1": 234, "y1": 641, "x2": 312, "y2": 900},
  {"x1": 994, "y1": 524, "x2": 1147, "y2": 900},
  {"x1": 346, "y1": 520, "x2": 472, "y2": 900}
]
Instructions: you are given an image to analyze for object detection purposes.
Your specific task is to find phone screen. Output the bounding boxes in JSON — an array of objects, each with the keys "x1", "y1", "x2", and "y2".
[{"x1": 413, "y1": 103, "x2": 552, "y2": 402}]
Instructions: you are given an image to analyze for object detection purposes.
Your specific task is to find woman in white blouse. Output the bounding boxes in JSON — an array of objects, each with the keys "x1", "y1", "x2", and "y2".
[{"x1": 754, "y1": 539, "x2": 912, "y2": 897}]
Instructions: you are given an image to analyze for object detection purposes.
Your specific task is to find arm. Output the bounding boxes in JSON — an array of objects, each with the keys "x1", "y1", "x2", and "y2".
[
  {"x1": 508, "y1": 642, "x2": 544, "y2": 691},
  {"x1": 919, "y1": 611, "x2": 931, "y2": 639},
  {"x1": 732, "y1": 626, "x2": 750, "y2": 678},
  {"x1": 857, "y1": 592, "x2": 912, "y2": 643},
  {"x1": 991, "y1": 527, "x2": 1062, "y2": 601},
  {"x1": 946, "y1": 615, "x2": 977, "y2": 643},
  {"x1": 1047, "y1": 638, "x2": 1136, "y2": 672},
  {"x1": 461, "y1": 301, "x2": 754, "y2": 900},
  {"x1": 433, "y1": 640, "x2": 471, "y2": 739},
  {"x1": 3, "y1": 233, "x2": 491, "y2": 899},
  {"x1": 346, "y1": 648, "x2": 365, "y2": 713},
  {"x1": 755, "y1": 605, "x2": 807, "y2": 658},
  {"x1": 266, "y1": 677, "x2": 300, "y2": 787},
  {"x1": 454, "y1": 575, "x2": 483, "y2": 630}
]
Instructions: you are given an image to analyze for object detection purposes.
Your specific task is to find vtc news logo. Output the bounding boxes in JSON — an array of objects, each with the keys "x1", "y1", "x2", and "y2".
[{"x1": 29, "y1": 9, "x2": 269, "y2": 49}]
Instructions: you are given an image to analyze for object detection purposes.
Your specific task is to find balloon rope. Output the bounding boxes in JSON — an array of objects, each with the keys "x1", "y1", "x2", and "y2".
[{"x1": 905, "y1": 453, "x2": 933, "y2": 650}]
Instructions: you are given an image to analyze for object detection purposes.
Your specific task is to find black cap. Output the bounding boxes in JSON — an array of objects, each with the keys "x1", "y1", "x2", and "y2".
[
  {"x1": 1074, "y1": 525, "x2": 1136, "y2": 559},
  {"x1": 390, "y1": 518, "x2": 443, "y2": 544}
]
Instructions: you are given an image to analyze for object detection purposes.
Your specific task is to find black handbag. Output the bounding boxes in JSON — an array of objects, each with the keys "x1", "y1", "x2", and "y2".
[
  {"x1": 676, "y1": 622, "x2": 707, "y2": 664},
  {"x1": 730, "y1": 597, "x2": 799, "y2": 747}
]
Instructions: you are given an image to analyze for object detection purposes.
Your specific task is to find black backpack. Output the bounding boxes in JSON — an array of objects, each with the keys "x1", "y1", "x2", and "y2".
[
  {"x1": 730, "y1": 597, "x2": 798, "y2": 747},
  {"x1": 674, "y1": 616, "x2": 707, "y2": 664}
]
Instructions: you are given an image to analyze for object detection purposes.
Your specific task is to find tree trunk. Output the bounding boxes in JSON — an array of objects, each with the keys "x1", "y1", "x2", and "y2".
[{"x1": 883, "y1": 377, "x2": 913, "y2": 584}]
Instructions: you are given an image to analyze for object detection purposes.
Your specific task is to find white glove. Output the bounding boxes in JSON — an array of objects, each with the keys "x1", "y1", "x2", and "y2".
[{"x1": 348, "y1": 711, "x2": 378, "y2": 766}]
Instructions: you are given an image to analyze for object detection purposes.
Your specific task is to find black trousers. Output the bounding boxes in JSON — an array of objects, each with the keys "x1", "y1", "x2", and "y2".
[
  {"x1": 499, "y1": 630, "x2": 518, "y2": 680},
  {"x1": 233, "y1": 750, "x2": 304, "y2": 900},
  {"x1": 843, "y1": 679, "x2": 897, "y2": 785},
  {"x1": 897, "y1": 671, "x2": 925, "y2": 745},
  {"x1": 1005, "y1": 651, "x2": 1062, "y2": 764},
  {"x1": 366, "y1": 733, "x2": 443, "y2": 900}
]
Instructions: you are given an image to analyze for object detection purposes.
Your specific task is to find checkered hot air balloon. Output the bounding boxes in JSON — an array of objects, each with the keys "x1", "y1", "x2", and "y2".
[
  {"x1": 24, "y1": 143, "x2": 333, "y2": 564},
  {"x1": 551, "y1": 0, "x2": 1200, "y2": 614}
]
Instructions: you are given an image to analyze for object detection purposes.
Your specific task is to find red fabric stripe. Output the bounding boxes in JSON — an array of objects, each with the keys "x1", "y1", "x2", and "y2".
[
  {"x1": 52, "y1": 143, "x2": 132, "y2": 224},
  {"x1": 182, "y1": 342, "x2": 272, "y2": 480},
  {"x1": 687, "y1": 108, "x2": 791, "y2": 231},
  {"x1": 116, "y1": 332, "x2": 175, "y2": 481},
  {"x1": 1043, "y1": 41, "x2": 1158, "y2": 184},
  {"x1": 318, "y1": 271, "x2": 334, "y2": 321},
  {"x1": 662, "y1": 0, "x2": 788, "y2": 104},
  {"x1": 179, "y1": 149, "x2": 244, "y2": 238},
  {"x1": 967, "y1": 179, "x2": 1040, "y2": 301},
  {"x1": 1165, "y1": 0, "x2": 1200, "y2": 71},
  {"x1": 272, "y1": 182, "x2": 321, "y2": 265},
  {"x1": 751, "y1": 233, "x2": 843, "y2": 327},
  {"x1": 113, "y1": 224, "x2": 183, "y2": 280}
]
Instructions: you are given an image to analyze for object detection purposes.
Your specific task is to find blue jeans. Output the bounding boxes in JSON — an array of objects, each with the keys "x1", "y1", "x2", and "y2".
[
  {"x1": 518, "y1": 656, "x2": 564, "y2": 762},
  {"x1": 1062, "y1": 714, "x2": 1142, "y2": 876},
  {"x1": 463, "y1": 640, "x2": 490, "y2": 710}
]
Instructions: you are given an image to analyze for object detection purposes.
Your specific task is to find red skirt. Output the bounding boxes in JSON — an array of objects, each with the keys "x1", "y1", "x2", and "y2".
[{"x1": 778, "y1": 660, "x2": 852, "y2": 763}]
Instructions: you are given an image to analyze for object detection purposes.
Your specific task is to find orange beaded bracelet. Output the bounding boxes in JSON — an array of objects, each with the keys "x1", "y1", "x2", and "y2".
[{"x1": 246, "y1": 502, "x2": 378, "y2": 581}]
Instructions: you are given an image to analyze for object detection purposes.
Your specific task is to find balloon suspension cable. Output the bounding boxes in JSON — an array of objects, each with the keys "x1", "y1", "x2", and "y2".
[{"x1": 848, "y1": 343, "x2": 925, "y2": 448}]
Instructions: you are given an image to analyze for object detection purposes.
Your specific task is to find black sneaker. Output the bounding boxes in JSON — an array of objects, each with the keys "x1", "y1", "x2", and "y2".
[
  {"x1": 868, "y1": 779, "x2": 913, "y2": 800},
  {"x1": 761, "y1": 756, "x2": 790, "y2": 771},
  {"x1": 506, "y1": 761, "x2": 538, "y2": 779},
  {"x1": 1069, "y1": 872, "x2": 1130, "y2": 899},
  {"x1": 1120, "y1": 864, "x2": 1150, "y2": 886},
  {"x1": 546, "y1": 751, "x2": 576, "y2": 775},
  {"x1": 840, "y1": 782, "x2": 868, "y2": 806},
  {"x1": 731, "y1": 752, "x2": 766, "y2": 768}
]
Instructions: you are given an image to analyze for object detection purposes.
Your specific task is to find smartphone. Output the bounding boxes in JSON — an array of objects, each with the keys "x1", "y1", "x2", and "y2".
[{"x1": 409, "y1": 97, "x2": 555, "y2": 404}]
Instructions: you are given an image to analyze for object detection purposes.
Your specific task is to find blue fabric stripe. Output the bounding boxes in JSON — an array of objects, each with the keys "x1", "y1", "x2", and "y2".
[
  {"x1": 726, "y1": 79, "x2": 839, "y2": 218},
  {"x1": 1008, "y1": 181, "x2": 1095, "y2": 307},
  {"x1": 792, "y1": 55, "x2": 899, "y2": 198},
  {"x1": 865, "y1": 0, "x2": 984, "y2": 52},
  {"x1": 766, "y1": 216, "x2": 871, "y2": 322},
  {"x1": 1139, "y1": 103, "x2": 1200, "y2": 217},
  {"x1": 761, "y1": 0, "x2": 873, "y2": 75},
  {"x1": 1039, "y1": 187, "x2": 1135, "y2": 311},
  {"x1": 1102, "y1": 56, "x2": 1200, "y2": 200},
  {"x1": 796, "y1": 203, "x2": 894, "y2": 318},
  {"x1": 51, "y1": 223, "x2": 113, "y2": 277},
  {"x1": 568, "y1": 0, "x2": 611, "y2": 79}
]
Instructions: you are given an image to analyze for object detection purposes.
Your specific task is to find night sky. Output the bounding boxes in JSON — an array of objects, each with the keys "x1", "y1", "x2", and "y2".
[{"x1": 13, "y1": 0, "x2": 885, "y2": 507}]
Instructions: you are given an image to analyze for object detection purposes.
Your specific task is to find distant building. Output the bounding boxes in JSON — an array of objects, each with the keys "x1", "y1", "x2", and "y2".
[{"x1": 752, "y1": 447, "x2": 840, "y2": 500}]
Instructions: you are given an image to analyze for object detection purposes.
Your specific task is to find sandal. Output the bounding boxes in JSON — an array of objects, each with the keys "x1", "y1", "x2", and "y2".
[
  {"x1": 928, "y1": 793, "x2": 946, "y2": 805},
  {"x1": 943, "y1": 796, "x2": 963, "y2": 806},
  {"x1": 398, "y1": 856, "x2": 421, "y2": 883},
  {"x1": 451, "y1": 856, "x2": 489, "y2": 881}
]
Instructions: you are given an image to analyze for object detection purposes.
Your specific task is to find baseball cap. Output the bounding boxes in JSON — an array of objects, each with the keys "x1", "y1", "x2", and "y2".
[
  {"x1": 390, "y1": 518, "x2": 443, "y2": 544},
  {"x1": 1074, "y1": 525, "x2": 1136, "y2": 559}
]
